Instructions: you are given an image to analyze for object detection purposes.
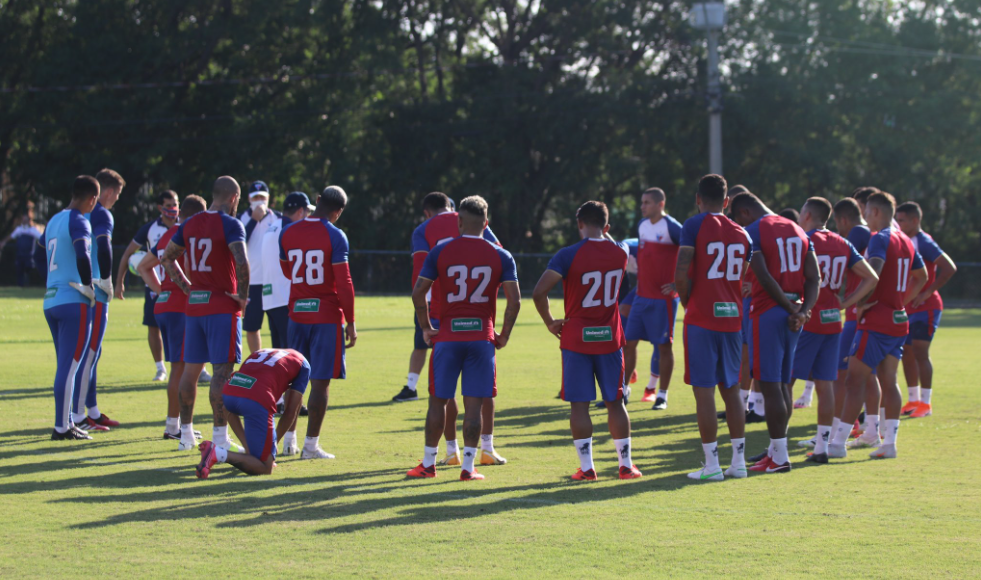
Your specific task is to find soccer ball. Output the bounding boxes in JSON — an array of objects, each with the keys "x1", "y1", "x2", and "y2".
[{"x1": 128, "y1": 251, "x2": 147, "y2": 276}]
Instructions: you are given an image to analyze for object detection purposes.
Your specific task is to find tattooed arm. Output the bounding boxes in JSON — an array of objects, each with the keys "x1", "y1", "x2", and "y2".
[
  {"x1": 160, "y1": 241, "x2": 191, "y2": 295},
  {"x1": 228, "y1": 241, "x2": 250, "y2": 311}
]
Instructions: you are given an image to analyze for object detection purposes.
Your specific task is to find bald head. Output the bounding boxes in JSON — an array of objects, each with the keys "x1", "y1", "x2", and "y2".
[{"x1": 213, "y1": 176, "x2": 240, "y2": 201}]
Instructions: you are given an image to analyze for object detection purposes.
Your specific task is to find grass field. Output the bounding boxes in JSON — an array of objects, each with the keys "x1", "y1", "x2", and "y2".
[{"x1": 1, "y1": 287, "x2": 979, "y2": 578}]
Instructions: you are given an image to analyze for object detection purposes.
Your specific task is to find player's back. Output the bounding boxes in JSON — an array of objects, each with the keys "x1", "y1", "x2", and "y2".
[
  {"x1": 748, "y1": 214, "x2": 812, "y2": 315},
  {"x1": 153, "y1": 225, "x2": 187, "y2": 314},
  {"x1": 908, "y1": 231, "x2": 943, "y2": 313},
  {"x1": 43, "y1": 209, "x2": 90, "y2": 309},
  {"x1": 280, "y1": 217, "x2": 349, "y2": 324},
  {"x1": 805, "y1": 229, "x2": 859, "y2": 334},
  {"x1": 860, "y1": 228, "x2": 919, "y2": 336},
  {"x1": 843, "y1": 225, "x2": 872, "y2": 322},
  {"x1": 636, "y1": 215, "x2": 682, "y2": 299},
  {"x1": 174, "y1": 210, "x2": 244, "y2": 316},
  {"x1": 223, "y1": 348, "x2": 307, "y2": 413},
  {"x1": 682, "y1": 212, "x2": 751, "y2": 332}
]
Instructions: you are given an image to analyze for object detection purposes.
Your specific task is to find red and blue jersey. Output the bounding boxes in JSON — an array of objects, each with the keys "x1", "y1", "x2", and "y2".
[
  {"x1": 418, "y1": 235, "x2": 516, "y2": 344},
  {"x1": 844, "y1": 225, "x2": 872, "y2": 322},
  {"x1": 171, "y1": 210, "x2": 246, "y2": 317},
  {"x1": 636, "y1": 215, "x2": 683, "y2": 300},
  {"x1": 804, "y1": 229, "x2": 863, "y2": 334},
  {"x1": 411, "y1": 211, "x2": 499, "y2": 318},
  {"x1": 152, "y1": 225, "x2": 187, "y2": 315},
  {"x1": 907, "y1": 230, "x2": 945, "y2": 314},
  {"x1": 279, "y1": 218, "x2": 355, "y2": 325},
  {"x1": 547, "y1": 238, "x2": 629, "y2": 355},
  {"x1": 745, "y1": 214, "x2": 814, "y2": 316},
  {"x1": 859, "y1": 228, "x2": 924, "y2": 337},
  {"x1": 680, "y1": 212, "x2": 752, "y2": 332},
  {"x1": 222, "y1": 348, "x2": 310, "y2": 414},
  {"x1": 86, "y1": 202, "x2": 114, "y2": 303}
]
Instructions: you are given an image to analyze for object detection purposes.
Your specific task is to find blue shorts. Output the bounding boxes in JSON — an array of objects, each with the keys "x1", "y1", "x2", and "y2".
[
  {"x1": 242, "y1": 285, "x2": 265, "y2": 332},
  {"x1": 683, "y1": 325, "x2": 741, "y2": 388},
  {"x1": 429, "y1": 340, "x2": 497, "y2": 399},
  {"x1": 850, "y1": 330, "x2": 905, "y2": 369},
  {"x1": 906, "y1": 310, "x2": 942, "y2": 343},
  {"x1": 792, "y1": 330, "x2": 840, "y2": 382},
  {"x1": 749, "y1": 305, "x2": 802, "y2": 384},
  {"x1": 625, "y1": 296, "x2": 679, "y2": 344},
  {"x1": 561, "y1": 349, "x2": 625, "y2": 402},
  {"x1": 222, "y1": 394, "x2": 276, "y2": 462},
  {"x1": 838, "y1": 320, "x2": 858, "y2": 370},
  {"x1": 143, "y1": 286, "x2": 158, "y2": 327},
  {"x1": 184, "y1": 313, "x2": 242, "y2": 365},
  {"x1": 620, "y1": 288, "x2": 636, "y2": 307},
  {"x1": 741, "y1": 297, "x2": 752, "y2": 346},
  {"x1": 155, "y1": 311, "x2": 186, "y2": 363},
  {"x1": 413, "y1": 315, "x2": 440, "y2": 350},
  {"x1": 288, "y1": 320, "x2": 346, "y2": 381}
]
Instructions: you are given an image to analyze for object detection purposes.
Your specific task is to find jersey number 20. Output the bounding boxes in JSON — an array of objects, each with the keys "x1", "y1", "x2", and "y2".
[{"x1": 581, "y1": 270, "x2": 623, "y2": 307}]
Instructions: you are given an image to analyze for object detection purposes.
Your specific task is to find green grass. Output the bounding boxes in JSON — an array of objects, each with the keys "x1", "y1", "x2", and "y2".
[{"x1": 1, "y1": 287, "x2": 979, "y2": 578}]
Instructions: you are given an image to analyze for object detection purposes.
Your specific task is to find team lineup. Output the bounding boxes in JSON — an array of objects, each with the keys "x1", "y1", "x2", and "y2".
[{"x1": 39, "y1": 171, "x2": 956, "y2": 482}]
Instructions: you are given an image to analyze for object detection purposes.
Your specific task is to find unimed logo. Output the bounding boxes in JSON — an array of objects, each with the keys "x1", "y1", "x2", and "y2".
[
  {"x1": 583, "y1": 326, "x2": 612, "y2": 342},
  {"x1": 451, "y1": 318, "x2": 482, "y2": 332},
  {"x1": 713, "y1": 302, "x2": 739, "y2": 318},
  {"x1": 294, "y1": 299, "x2": 320, "y2": 313},
  {"x1": 228, "y1": 373, "x2": 257, "y2": 389}
]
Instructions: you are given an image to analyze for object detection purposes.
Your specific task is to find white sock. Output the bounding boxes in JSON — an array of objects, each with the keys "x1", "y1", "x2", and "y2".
[
  {"x1": 647, "y1": 374, "x2": 660, "y2": 390},
  {"x1": 87, "y1": 405, "x2": 101, "y2": 420},
  {"x1": 921, "y1": 388, "x2": 932, "y2": 404},
  {"x1": 802, "y1": 381, "x2": 815, "y2": 398},
  {"x1": 771, "y1": 437, "x2": 789, "y2": 465},
  {"x1": 480, "y1": 433, "x2": 494, "y2": 452},
  {"x1": 740, "y1": 389, "x2": 750, "y2": 410},
  {"x1": 702, "y1": 441, "x2": 721, "y2": 472},
  {"x1": 831, "y1": 420, "x2": 851, "y2": 446},
  {"x1": 304, "y1": 436, "x2": 320, "y2": 451},
  {"x1": 657, "y1": 389, "x2": 669, "y2": 402},
  {"x1": 753, "y1": 392, "x2": 765, "y2": 415},
  {"x1": 407, "y1": 372, "x2": 420, "y2": 391},
  {"x1": 165, "y1": 416, "x2": 179, "y2": 432},
  {"x1": 865, "y1": 414, "x2": 880, "y2": 438},
  {"x1": 907, "y1": 385, "x2": 920, "y2": 402},
  {"x1": 445, "y1": 439, "x2": 459, "y2": 457},
  {"x1": 422, "y1": 445, "x2": 438, "y2": 468},
  {"x1": 155, "y1": 361, "x2": 165, "y2": 373},
  {"x1": 180, "y1": 423, "x2": 195, "y2": 443},
  {"x1": 71, "y1": 412, "x2": 86, "y2": 424},
  {"x1": 831, "y1": 417, "x2": 841, "y2": 437},
  {"x1": 283, "y1": 430, "x2": 296, "y2": 447},
  {"x1": 213, "y1": 426, "x2": 227, "y2": 445},
  {"x1": 614, "y1": 437, "x2": 632, "y2": 468},
  {"x1": 574, "y1": 437, "x2": 594, "y2": 473},
  {"x1": 731, "y1": 437, "x2": 746, "y2": 467},
  {"x1": 883, "y1": 419, "x2": 900, "y2": 445},
  {"x1": 462, "y1": 446, "x2": 478, "y2": 472},
  {"x1": 815, "y1": 424, "x2": 832, "y2": 455},
  {"x1": 215, "y1": 446, "x2": 228, "y2": 463},
  {"x1": 879, "y1": 406, "x2": 887, "y2": 426}
]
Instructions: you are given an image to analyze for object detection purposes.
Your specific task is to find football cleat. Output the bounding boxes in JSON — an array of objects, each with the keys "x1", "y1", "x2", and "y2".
[
  {"x1": 76, "y1": 417, "x2": 110, "y2": 432},
  {"x1": 480, "y1": 449, "x2": 507, "y2": 465},
  {"x1": 619, "y1": 465, "x2": 643, "y2": 479},
  {"x1": 571, "y1": 468, "x2": 598, "y2": 481},
  {"x1": 299, "y1": 405, "x2": 309, "y2": 417},
  {"x1": 745, "y1": 410, "x2": 766, "y2": 424},
  {"x1": 392, "y1": 386, "x2": 419, "y2": 402},
  {"x1": 163, "y1": 429, "x2": 201, "y2": 441},
  {"x1": 797, "y1": 436, "x2": 816, "y2": 448},
  {"x1": 301, "y1": 447, "x2": 335, "y2": 459},
  {"x1": 765, "y1": 460, "x2": 792, "y2": 474},
  {"x1": 178, "y1": 439, "x2": 197, "y2": 451},
  {"x1": 594, "y1": 400, "x2": 607, "y2": 409},
  {"x1": 437, "y1": 452, "x2": 461, "y2": 466},
  {"x1": 805, "y1": 452, "x2": 829, "y2": 464},
  {"x1": 196, "y1": 441, "x2": 218, "y2": 479},
  {"x1": 847, "y1": 432, "x2": 881, "y2": 449},
  {"x1": 51, "y1": 426, "x2": 92, "y2": 441},
  {"x1": 869, "y1": 444, "x2": 897, "y2": 459},
  {"x1": 641, "y1": 388, "x2": 659, "y2": 403},
  {"x1": 747, "y1": 450, "x2": 769, "y2": 463},
  {"x1": 459, "y1": 469, "x2": 485, "y2": 481},
  {"x1": 748, "y1": 457, "x2": 772, "y2": 472},
  {"x1": 716, "y1": 410, "x2": 727, "y2": 420},
  {"x1": 89, "y1": 413, "x2": 120, "y2": 428},
  {"x1": 724, "y1": 465, "x2": 748, "y2": 479},
  {"x1": 198, "y1": 369, "x2": 212, "y2": 383},
  {"x1": 909, "y1": 402, "x2": 932, "y2": 418},
  {"x1": 651, "y1": 398, "x2": 667, "y2": 411},
  {"x1": 687, "y1": 466, "x2": 724, "y2": 481},
  {"x1": 827, "y1": 443, "x2": 847, "y2": 459},
  {"x1": 793, "y1": 396, "x2": 812, "y2": 409},
  {"x1": 901, "y1": 401, "x2": 920, "y2": 415},
  {"x1": 152, "y1": 369, "x2": 167, "y2": 382},
  {"x1": 850, "y1": 420, "x2": 864, "y2": 438},
  {"x1": 406, "y1": 463, "x2": 436, "y2": 478},
  {"x1": 281, "y1": 439, "x2": 300, "y2": 456},
  {"x1": 217, "y1": 440, "x2": 245, "y2": 454}
]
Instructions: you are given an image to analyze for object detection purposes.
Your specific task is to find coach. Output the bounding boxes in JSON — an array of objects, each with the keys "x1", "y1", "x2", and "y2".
[{"x1": 239, "y1": 180, "x2": 281, "y2": 354}]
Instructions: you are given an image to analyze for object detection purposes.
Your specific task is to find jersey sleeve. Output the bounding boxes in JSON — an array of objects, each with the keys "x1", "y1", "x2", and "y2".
[
  {"x1": 91, "y1": 206, "x2": 113, "y2": 239},
  {"x1": 546, "y1": 246, "x2": 576, "y2": 278},
  {"x1": 680, "y1": 216, "x2": 701, "y2": 247},
  {"x1": 918, "y1": 235, "x2": 944, "y2": 262},
  {"x1": 498, "y1": 249, "x2": 518, "y2": 282},
  {"x1": 132, "y1": 221, "x2": 152, "y2": 247},
  {"x1": 912, "y1": 250, "x2": 925, "y2": 271},
  {"x1": 289, "y1": 358, "x2": 311, "y2": 395},
  {"x1": 223, "y1": 215, "x2": 246, "y2": 245},
  {"x1": 330, "y1": 226, "x2": 349, "y2": 264},
  {"x1": 847, "y1": 226, "x2": 871, "y2": 254},
  {"x1": 746, "y1": 221, "x2": 762, "y2": 253},
  {"x1": 171, "y1": 221, "x2": 187, "y2": 248},
  {"x1": 866, "y1": 232, "x2": 888, "y2": 262},
  {"x1": 411, "y1": 223, "x2": 430, "y2": 253},
  {"x1": 667, "y1": 216, "x2": 683, "y2": 245},
  {"x1": 69, "y1": 210, "x2": 92, "y2": 244},
  {"x1": 418, "y1": 244, "x2": 443, "y2": 281},
  {"x1": 483, "y1": 226, "x2": 501, "y2": 246},
  {"x1": 845, "y1": 239, "x2": 863, "y2": 268}
]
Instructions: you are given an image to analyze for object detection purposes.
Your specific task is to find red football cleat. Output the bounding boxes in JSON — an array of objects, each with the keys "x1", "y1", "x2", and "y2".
[
  {"x1": 196, "y1": 441, "x2": 217, "y2": 479},
  {"x1": 640, "y1": 389, "x2": 658, "y2": 403},
  {"x1": 406, "y1": 463, "x2": 436, "y2": 478},
  {"x1": 900, "y1": 401, "x2": 919, "y2": 415},
  {"x1": 76, "y1": 417, "x2": 110, "y2": 432},
  {"x1": 572, "y1": 468, "x2": 598, "y2": 481},
  {"x1": 850, "y1": 420, "x2": 863, "y2": 438},
  {"x1": 749, "y1": 457, "x2": 773, "y2": 472},
  {"x1": 90, "y1": 413, "x2": 120, "y2": 428},
  {"x1": 618, "y1": 465, "x2": 643, "y2": 479},
  {"x1": 909, "y1": 402, "x2": 932, "y2": 418},
  {"x1": 460, "y1": 469, "x2": 485, "y2": 481}
]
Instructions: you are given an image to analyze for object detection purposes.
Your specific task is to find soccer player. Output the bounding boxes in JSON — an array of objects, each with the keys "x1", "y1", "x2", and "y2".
[
  {"x1": 136, "y1": 195, "x2": 208, "y2": 440},
  {"x1": 43, "y1": 176, "x2": 99, "y2": 440},
  {"x1": 160, "y1": 176, "x2": 250, "y2": 452},
  {"x1": 625, "y1": 188, "x2": 682, "y2": 411},
  {"x1": 828, "y1": 192, "x2": 927, "y2": 460},
  {"x1": 196, "y1": 348, "x2": 310, "y2": 478},
  {"x1": 895, "y1": 201, "x2": 957, "y2": 418},
  {"x1": 729, "y1": 192, "x2": 820, "y2": 473},
  {"x1": 238, "y1": 181, "x2": 281, "y2": 354},
  {"x1": 116, "y1": 189, "x2": 180, "y2": 382},
  {"x1": 407, "y1": 196, "x2": 520, "y2": 481},
  {"x1": 674, "y1": 175, "x2": 751, "y2": 481},
  {"x1": 279, "y1": 186, "x2": 356, "y2": 459},
  {"x1": 0, "y1": 211, "x2": 42, "y2": 286},
  {"x1": 791, "y1": 197, "x2": 878, "y2": 463},
  {"x1": 70, "y1": 169, "x2": 125, "y2": 432}
]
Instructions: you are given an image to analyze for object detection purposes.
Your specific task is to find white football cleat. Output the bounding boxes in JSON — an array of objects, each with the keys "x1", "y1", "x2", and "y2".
[
  {"x1": 869, "y1": 444, "x2": 897, "y2": 459},
  {"x1": 793, "y1": 396, "x2": 812, "y2": 409},
  {"x1": 724, "y1": 465, "x2": 748, "y2": 479},
  {"x1": 687, "y1": 465, "x2": 724, "y2": 482},
  {"x1": 198, "y1": 368, "x2": 212, "y2": 383},
  {"x1": 152, "y1": 369, "x2": 167, "y2": 382},
  {"x1": 178, "y1": 440, "x2": 196, "y2": 451},
  {"x1": 301, "y1": 446, "x2": 335, "y2": 459},
  {"x1": 797, "y1": 436, "x2": 816, "y2": 448},
  {"x1": 847, "y1": 431, "x2": 881, "y2": 449},
  {"x1": 281, "y1": 440, "x2": 300, "y2": 456}
]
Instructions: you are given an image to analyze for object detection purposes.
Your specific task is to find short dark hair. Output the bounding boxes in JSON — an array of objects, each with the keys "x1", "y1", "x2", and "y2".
[
  {"x1": 698, "y1": 174, "x2": 727, "y2": 204},
  {"x1": 642, "y1": 187, "x2": 665, "y2": 203},
  {"x1": 96, "y1": 168, "x2": 125, "y2": 191},
  {"x1": 833, "y1": 197, "x2": 862, "y2": 222},
  {"x1": 896, "y1": 201, "x2": 922, "y2": 220},
  {"x1": 728, "y1": 192, "x2": 764, "y2": 216},
  {"x1": 867, "y1": 191, "x2": 896, "y2": 218},
  {"x1": 73, "y1": 175, "x2": 100, "y2": 199},
  {"x1": 157, "y1": 190, "x2": 178, "y2": 205},
  {"x1": 458, "y1": 195, "x2": 489, "y2": 221},
  {"x1": 803, "y1": 197, "x2": 833, "y2": 225},
  {"x1": 728, "y1": 184, "x2": 749, "y2": 197},
  {"x1": 852, "y1": 186, "x2": 879, "y2": 205},
  {"x1": 181, "y1": 194, "x2": 207, "y2": 218},
  {"x1": 778, "y1": 208, "x2": 800, "y2": 222},
  {"x1": 422, "y1": 192, "x2": 451, "y2": 212},
  {"x1": 576, "y1": 200, "x2": 609, "y2": 229},
  {"x1": 318, "y1": 185, "x2": 348, "y2": 213}
]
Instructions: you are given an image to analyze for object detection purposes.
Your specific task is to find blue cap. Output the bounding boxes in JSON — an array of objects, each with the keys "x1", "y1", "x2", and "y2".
[
  {"x1": 283, "y1": 191, "x2": 315, "y2": 212},
  {"x1": 249, "y1": 181, "x2": 269, "y2": 197}
]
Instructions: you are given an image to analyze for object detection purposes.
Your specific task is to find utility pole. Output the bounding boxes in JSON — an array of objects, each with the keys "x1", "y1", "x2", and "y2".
[{"x1": 690, "y1": 3, "x2": 727, "y2": 175}]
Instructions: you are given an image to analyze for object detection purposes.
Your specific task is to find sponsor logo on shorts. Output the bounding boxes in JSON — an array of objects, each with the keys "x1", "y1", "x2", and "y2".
[
  {"x1": 451, "y1": 318, "x2": 483, "y2": 332},
  {"x1": 228, "y1": 372, "x2": 257, "y2": 389},
  {"x1": 819, "y1": 309, "x2": 841, "y2": 324},
  {"x1": 713, "y1": 302, "x2": 739, "y2": 318},
  {"x1": 262, "y1": 284, "x2": 272, "y2": 296},
  {"x1": 583, "y1": 326, "x2": 613, "y2": 342},
  {"x1": 189, "y1": 290, "x2": 211, "y2": 305},
  {"x1": 893, "y1": 309, "x2": 908, "y2": 324},
  {"x1": 294, "y1": 298, "x2": 320, "y2": 313},
  {"x1": 156, "y1": 291, "x2": 171, "y2": 304},
  {"x1": 44, "y1": 288, "x2": 57, "y2": 299}
]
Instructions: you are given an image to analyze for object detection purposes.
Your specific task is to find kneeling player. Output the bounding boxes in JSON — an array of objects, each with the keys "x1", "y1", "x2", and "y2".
[
  {"x1": 532, "y1": 201, "x2": 642, "y2": 481},
  {"x1": 406, "y1": 196, "x2": 520, "y2": 481},
  {"x1": 196, "y1": 349, "x2": 309, "y2": 478}
]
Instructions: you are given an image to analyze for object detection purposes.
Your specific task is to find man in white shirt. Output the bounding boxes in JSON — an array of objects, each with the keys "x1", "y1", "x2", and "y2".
[{"x1": 238, "y1": 181, "x2": 281, "y2": 353}]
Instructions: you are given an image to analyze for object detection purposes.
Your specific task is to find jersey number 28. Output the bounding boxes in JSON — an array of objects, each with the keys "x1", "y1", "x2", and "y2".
[{"x1": 287, "y1": 249, "x2": 325, "y2": 285}]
